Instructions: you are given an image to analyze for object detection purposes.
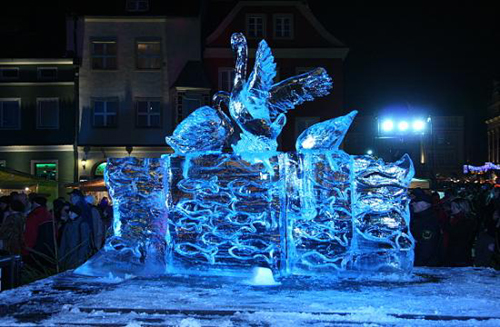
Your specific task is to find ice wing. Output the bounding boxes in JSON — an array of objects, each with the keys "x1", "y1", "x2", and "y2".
[{"x1": 268, "y1": 67, "x2": 333, "y2": 119}]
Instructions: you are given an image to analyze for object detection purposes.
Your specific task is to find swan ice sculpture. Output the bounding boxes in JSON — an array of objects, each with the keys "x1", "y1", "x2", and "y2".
[{"x1": 165, "y1": 33, "x2": 333, "y2": 155}]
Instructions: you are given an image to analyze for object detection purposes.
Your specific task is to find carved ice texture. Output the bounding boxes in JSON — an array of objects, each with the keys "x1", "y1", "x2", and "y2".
[
  {"x1": 296, "y1": 110, "x2": 358, "y2": 152},
  {"x1": 165, "y1": 106, "x2": 233, "y2": 154},
  {"x1": 228, "y1": 32, "x2": 332, "y2": 156},
  {"x1": 76, "y1": 32, "x2": 416, "y2": 278},
  {"x1": 163, "y1": 153, "x2": 285, "y2": 275},
  {"x1": 351, "y1": 154, "x2": 415, "y2": 272},
  {"x1": 75, "y1": 158, "x2": 168, "y2": 277}
]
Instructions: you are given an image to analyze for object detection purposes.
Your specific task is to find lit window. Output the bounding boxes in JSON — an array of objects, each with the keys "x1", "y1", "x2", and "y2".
[
  {"x1": 126, "y1": 0, "x2": 149, "y2": 12},
  {"x1": 34, "y1": 162, "x2": 58, "y2": 181},
  {"x1": 218, "y1": 68, "x2": 235, "y2": 92},
  {"x1": 94, "y1": 162, "x2": 107, "y2": 177},
  {"x1": 92, "y1": 99, "x2": 118, "y2": 127},
  {"x1": 136, "y1": 99, "x2": 161, "y2": 127},
  {"x1": 247, "y1": 14, "x2": 266, "y2": 38},
  {"x1": 0, "y1": 67, "x2": 19, "y2": 80},
  {"x1": 91, "y1": 40, "x2": 117, "y2": 70},
  {"x1": 37, "y1": 98, "x2": 59, "y2": 129},
  {"x1": 274, "y1": 14, "x2": 293, "y2": 39},
  {"x1": 136, "y1": 41, "x2": 162, "y2": 70},
  {"x1": 0, "y1": 160, "x2": 6, "y2": 168},
  {"x1": 37, "y1": 67, "x2": 58, "y2": 80},
  {"x1": 0, "y1": 99, "x2": 21, "y2": 129}
]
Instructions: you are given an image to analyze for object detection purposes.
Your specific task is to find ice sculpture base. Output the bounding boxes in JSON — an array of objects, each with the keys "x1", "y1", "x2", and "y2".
[{"x1": 75, "y1": 149, "x2": 414, "y2": 278}]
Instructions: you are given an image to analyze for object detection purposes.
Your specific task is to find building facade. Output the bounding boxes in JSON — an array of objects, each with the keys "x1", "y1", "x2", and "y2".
[
  {"x1": 68, "y1": 7, "x2": 202, "y2": 180},
  {"x1": 0, "y1": 59, "x2": 76, "y2": 196},
  {"x1": 203, "y1": 0, "x2": 349, "y2": 151}
]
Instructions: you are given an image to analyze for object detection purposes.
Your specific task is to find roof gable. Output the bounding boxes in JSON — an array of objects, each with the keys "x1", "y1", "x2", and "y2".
[{"x1": 206, "y1": 1, "x2": 346, "y2": 48}]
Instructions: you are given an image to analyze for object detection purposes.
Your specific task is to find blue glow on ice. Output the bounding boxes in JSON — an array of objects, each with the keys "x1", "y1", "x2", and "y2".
[{"x1": 76, "y1": 33, "x2": 415, "y2": 279}]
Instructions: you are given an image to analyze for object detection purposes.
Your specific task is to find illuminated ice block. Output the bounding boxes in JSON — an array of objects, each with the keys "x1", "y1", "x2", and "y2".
[
  {"x1": 163, "y1": 152, "x2": 285, "y2": 275},
  {"x1": 75, "y1": 157, "x2": 168, "y2": 277}
]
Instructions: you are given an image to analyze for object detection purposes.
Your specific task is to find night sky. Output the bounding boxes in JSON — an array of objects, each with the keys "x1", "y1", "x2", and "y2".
[{"x1": 310, "y1": 4, "x2": 500, "y2": 162}]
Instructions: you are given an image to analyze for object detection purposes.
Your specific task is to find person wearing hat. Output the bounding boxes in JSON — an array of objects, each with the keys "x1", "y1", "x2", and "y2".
[
  {"x1": 68, "y1": 189, "x2": 94, "y2": 241},
  {"x1": 410, "y1": 188, "x2": 440, "y2": 266},
  {"x1": 23, "y1": 196, "x2": 56, "y2": 271},
  {"x1": 59, "y1": 204, "x2": 92, "y2": 269}
]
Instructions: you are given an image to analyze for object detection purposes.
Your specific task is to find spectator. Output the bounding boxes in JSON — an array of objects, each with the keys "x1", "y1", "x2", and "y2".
[
  {"x1": 0, "y1": 195, "x2": 9, "y2": 226},
  {"x1": 59, "y1": 205, "x2": 92, "y2": 268},
  {"x1": 98, "y1": 197, "x2": 113, "y2": 237},
  {"x1": 23, "y1": 196, "x2": 56, "y2": 271},
  {"x1": 68, "y1": 189, "x2": 94, "y2": 237},
  {"x1": 85, "y1": 194, "x2": 105, "y2": 250},
  {"x1": 52, "y1": 199, "x2": 70, "y2": 245},
  {"x1": 0, "y1": 200, "x2": 26, "y2": 255},
  {"x1": 410, "y1": 188, "x2": 440, "y2": 266},
  {"x1": 447, "y1": 198, "x2": 476, "y2": 266}
]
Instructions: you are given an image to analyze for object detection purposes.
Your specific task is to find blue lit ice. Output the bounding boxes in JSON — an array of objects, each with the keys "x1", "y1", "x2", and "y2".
[{"x1": 76, "y1": 33, "x2": 415, "y2": 279}]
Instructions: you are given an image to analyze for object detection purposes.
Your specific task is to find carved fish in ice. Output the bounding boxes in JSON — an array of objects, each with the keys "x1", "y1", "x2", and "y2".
[{"x1": 296, "y1": 110, "x2": 358, "y2": 152}]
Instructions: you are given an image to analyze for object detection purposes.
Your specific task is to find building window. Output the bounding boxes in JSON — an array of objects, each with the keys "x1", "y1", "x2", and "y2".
[
  {"x1": 92, "y1": 98, "x2": 118, "y2": 127},
  {"x1": 218, "y1": 68, "x2": 235, "y2": 92},
  {"x1": 295, "y1": 116, "x2": 320, "y2": 139},
  {"x1": 37, "y1": 67, "x2": 58, "y2": 80},
  {"x1": 246, "y1": 14, "x2": 266, "y2": 38},
  {"x1": 37, "y1": 98, "x2": 59, "y2": 129},
  {"x1": 0, "y1": 160, "x2": 6, "y2": 168},
  {"x1": 274, "y1": 14, "x2": 293, "y2": 39},
  {"x1": 136, "y1": 98, "x2": 161, "y2": 127},
  {"x1": 0, "y1": 98, "x2": 21, "y2": 130},
  {"x1": 136, "y1": 41, "x2": 162, "y2": 70},
  {"x1": 32, "y1": 161, "x2": 58, "y2": 181},
  {"x1": 0, "y1": 67, "x2": 19, "y2": 80},
  {"x1": 91, "y1": 40, "x2": 117, "y2": 70},
  {"x1": 126, "y1": 0, "x2": 149, "y2": 12},
  {"x1": 94, "y1": 162, "x2": 107, "y2": 177}
]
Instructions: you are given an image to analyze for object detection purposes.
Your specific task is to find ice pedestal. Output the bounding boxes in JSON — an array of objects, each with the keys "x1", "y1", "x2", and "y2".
[
  {"x1": 75, "y1": 157, "x2": 167, "y2": 277},
  {"x1": 76, "y1": 150, "x2": 414, "y2": 277}
]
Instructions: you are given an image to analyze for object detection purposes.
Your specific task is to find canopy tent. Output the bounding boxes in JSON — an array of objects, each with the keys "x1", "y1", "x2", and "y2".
[
  {"x1": 0, "y1": 166, "x2": 58, "y2": 199},
  {"x1": 65, "y1": 178, "x2": 108, "y2": 203},
  {"x1": 410, "y1": 178, "x2": 431, "y2": 189}
]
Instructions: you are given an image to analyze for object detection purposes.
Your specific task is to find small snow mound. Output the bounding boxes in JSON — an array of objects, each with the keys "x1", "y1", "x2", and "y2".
[
  {"x1": 179, "y1": 317, "x2": 202, "y2": 327},
  {"x1": 244, "y1": 267, "x2": 280, "y2": 286}
]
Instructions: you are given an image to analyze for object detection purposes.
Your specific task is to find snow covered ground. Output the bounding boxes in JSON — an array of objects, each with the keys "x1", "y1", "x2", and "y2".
[{"x1": 0, "y1": 267, "x2": 499, "y2": 326}]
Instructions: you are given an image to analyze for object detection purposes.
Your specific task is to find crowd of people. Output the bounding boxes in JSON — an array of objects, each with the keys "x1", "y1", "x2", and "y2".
[
  {"x1": 0, "y1": 189, "x2": 113, "y2": 273},
  {"x1": 410, "y1": 184, "x2": 500, "y2": 268}
]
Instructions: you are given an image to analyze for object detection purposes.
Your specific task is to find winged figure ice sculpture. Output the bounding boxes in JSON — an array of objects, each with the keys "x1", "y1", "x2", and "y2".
[{"x1": 229, "y1": 32, "x2": 333, "y2": 154}]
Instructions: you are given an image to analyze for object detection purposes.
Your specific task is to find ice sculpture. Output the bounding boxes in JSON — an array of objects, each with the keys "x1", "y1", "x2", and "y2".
[
  {"x1": 76, "y1": 32, "x2": 415, "y2": 279},
  {"x1": 165, "y1": 106, "x2": 233, "y2": 154},
  {"x1": 75, "y1": 158, "x2": 168, "y2": 277},
  {"x1": 228, "y1": 32, "x2": 332, "y2": 155}
]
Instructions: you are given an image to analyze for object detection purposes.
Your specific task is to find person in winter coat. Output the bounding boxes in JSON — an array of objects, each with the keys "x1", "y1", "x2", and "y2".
[
  {"x1": 410, "y1": 188, "x2": 440, "y2": 266},
  {"x1": 23, "y1": 196, "x2": 56, "y2": 271},
  {"x1": 0, "y1": 200, "x2": 26, "y2": 255},
  {"x1": 85, "y1": 195, "x2": 105, "y2": 250},
  {"x1": 446, "y1": 198, "x2": 476, "y2": 266},
  {"x1": 59, "y1": 205, "x2": 92, "y2": 269}
]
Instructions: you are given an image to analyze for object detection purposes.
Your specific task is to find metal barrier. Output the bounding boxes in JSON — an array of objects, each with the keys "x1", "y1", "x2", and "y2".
[{"x1": 0, "y1": 255, "x2": 22, "y2": 291}]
